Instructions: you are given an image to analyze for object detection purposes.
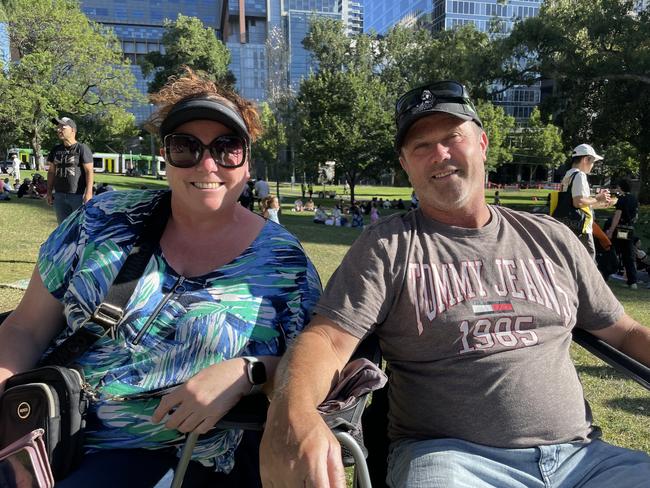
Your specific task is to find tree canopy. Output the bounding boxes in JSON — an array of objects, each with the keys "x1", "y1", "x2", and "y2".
[
  {"x1": 500, "y1": 0, "x2": 650, "y2": 200},
  {"x1": 0, "y1": 0, "x2": 141, "y2": 165},
  {"x1": 139, "y1": 14, "x2": 232, "y2": 94},
  {"x1": 296, "y1": 69, "x2": 393, "y2": 203}
]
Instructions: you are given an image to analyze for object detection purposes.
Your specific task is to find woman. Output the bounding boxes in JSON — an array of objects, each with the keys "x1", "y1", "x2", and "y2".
[{"x1": 0, "y1": 68, "x2": 321, "y2": 486}]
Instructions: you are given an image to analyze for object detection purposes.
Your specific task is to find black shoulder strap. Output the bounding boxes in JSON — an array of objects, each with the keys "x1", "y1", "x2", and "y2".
[{"x1": 41, "y1": 191, "x2": 171, "y2": 367}]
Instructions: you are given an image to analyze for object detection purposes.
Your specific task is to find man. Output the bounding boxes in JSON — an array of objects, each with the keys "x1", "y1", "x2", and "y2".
[
  {"x1": 254, "y1": 176, "x2": 270, "y2": 199},
  {"x1": 560, "y1": 144, "x2": 613, "y2": 259},
  {"x1": 11, "y1": 153, "x2": 21, "y2": 182},
  {"x1": 46, "y1": 117, "x2": 94, "y2": 223},
  {"x1": 260, "y1": 82, "x2": 650, "y2": 487}
]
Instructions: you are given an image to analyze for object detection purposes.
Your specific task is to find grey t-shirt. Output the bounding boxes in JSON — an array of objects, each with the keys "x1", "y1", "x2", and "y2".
[{"x1": 314, "y1": 205, "x2": 623, "y2": 448}]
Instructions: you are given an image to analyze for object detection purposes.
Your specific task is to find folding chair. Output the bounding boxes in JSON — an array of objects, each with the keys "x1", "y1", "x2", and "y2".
[
  {"x1": 172, "y1": 332, "x2": 384, "y2": 488},
  {"x1": 360, "y1": 329, "x2": 650, "y2": 488},
  {"x1": 0, "y1": 311, "x2": 382, "y2": 488}
]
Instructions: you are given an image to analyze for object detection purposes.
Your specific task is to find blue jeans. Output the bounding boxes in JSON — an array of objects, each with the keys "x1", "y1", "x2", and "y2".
[
  {"x1": 55, "y1": 431, "x2": 262, "y2": 488},
  {"x1": 53, "y1": 192, "x2": 83, "y2": 224},
  {"x1": 387, "y1": 438, "x2": 650, "y2": 488}
]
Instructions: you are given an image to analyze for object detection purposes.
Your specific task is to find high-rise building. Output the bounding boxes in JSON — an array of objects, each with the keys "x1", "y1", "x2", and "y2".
[
  {"x1": 363, "y1": 0, "x2": 543, "y2": 121},
  {"x1": 364, "y1": 0, "x2": 430, "y2": 33},
  {"x1": 223, "y1": 0, "x2": 362, "y2": 96},
  {"x1": 342, "y1": 0, "x2": 364, "y2": 35},
  {"x1": 79, "y1": 0, "x2": 362, "y2": 120}
]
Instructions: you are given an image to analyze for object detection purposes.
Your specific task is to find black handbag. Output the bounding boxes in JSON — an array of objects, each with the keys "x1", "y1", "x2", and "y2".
[
  {"x1": 552, "y1": 172, "x2": 587, "y2": 235},
  {"x1": 0, "y1": 366, "x2": 86, "y2": 480},
  {"x1": 0, "y1": 192, "x2": 171, "y2": 480},
  {"x1": 614, "y1": 224, "x2": 634, "y2": 240}
]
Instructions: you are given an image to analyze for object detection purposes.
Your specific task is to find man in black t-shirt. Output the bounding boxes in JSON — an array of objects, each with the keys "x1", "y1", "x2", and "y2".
[{"x1": 46, "y1": 116, "x2": 94, "y2": 223}]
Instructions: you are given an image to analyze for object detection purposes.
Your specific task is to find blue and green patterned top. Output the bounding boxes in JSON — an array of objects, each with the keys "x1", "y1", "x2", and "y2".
[{"x1": 37, "y1": 189, "x2": 321, "y2": 472}]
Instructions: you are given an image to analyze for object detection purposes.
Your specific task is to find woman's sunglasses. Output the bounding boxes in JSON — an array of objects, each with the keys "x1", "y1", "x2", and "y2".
[{"x1": 163, "y1": 133, "x2": 248, "y2": 169}]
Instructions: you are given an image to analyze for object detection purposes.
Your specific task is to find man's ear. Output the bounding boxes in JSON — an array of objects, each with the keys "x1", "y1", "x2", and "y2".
[
  {"x1": 479, "y1": 130, "x2": 489, "y2": 163},
  {"x1": 398, "y1": 152, "x2": 407, "y2": 172}
]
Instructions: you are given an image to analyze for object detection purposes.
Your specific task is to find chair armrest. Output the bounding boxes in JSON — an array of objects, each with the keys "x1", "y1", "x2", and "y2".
[{"x1": 572, "y1": 328, "x2": 650, "y2": 391}]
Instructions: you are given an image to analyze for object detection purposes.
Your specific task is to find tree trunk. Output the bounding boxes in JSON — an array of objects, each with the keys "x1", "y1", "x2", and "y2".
[
  {"x1": 639, "y1": 152, "x2": 649, "y2": 205},
  {"x1": 31, "y1": 129, "x2": 43, "y2": 171}
]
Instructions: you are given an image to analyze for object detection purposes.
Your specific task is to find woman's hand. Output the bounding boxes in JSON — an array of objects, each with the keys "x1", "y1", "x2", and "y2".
[{"x1": 151, "y1": 358, "x2": 250, "y2": 434}]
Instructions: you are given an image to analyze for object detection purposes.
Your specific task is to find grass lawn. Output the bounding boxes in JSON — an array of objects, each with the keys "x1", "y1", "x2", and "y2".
[{"x1": 1, "y1": 175, "x2": 648, "y2": 462}]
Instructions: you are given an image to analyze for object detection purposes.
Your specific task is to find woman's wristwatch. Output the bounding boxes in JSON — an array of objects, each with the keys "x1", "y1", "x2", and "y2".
[{"x1": 243, "y1": 356, "x2": 267, "y2": 395}]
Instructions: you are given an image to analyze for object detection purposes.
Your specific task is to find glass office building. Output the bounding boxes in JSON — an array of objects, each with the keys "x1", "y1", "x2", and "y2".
[
  {"x1": 80, "y1": 0, "x2": 362, "y2": 119},
  {"x1": 363, "y1": 0, "x2": 543, "y2": 121},
  {"x1": 364, "y1": 0, "x2": 430, "y2": 33},
  {"x1": 223, "y1": 0, "x2": 361, "y2": 96}
]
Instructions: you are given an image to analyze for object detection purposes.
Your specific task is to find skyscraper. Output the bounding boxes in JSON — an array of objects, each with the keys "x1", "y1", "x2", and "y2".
[
  {"x1": 363, "y1": 0, "x2": 543, "y2": 121},
  {"x1": 79, "y1": 0, "x2": 362, "y2": 120},
  {"x1": 223, "y1": 0, "x2": 363, "y2": 96}
]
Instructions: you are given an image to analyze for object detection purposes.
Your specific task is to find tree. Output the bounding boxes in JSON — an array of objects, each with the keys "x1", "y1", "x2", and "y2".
[
  {"x1": 253, "y1": 102, "x2": 286, "y2": 184},
  {"x1": 1, "y1": 0, "x2": 141, "y2": 167},
  {"x1": 296, "y1": 70, "x2": 393, "y2": 203},
  {"x1": 515, "y1": 107, "x2": 564, "y2": 182},
  {"x1": 476, "y1": 100, "x2": 516, "y2": 172},
  {"x1": 499, "y1": 0, "x2": 650, "y2": 201},
  {"x1": 140, "y1": 14, "x2": 231, "y2": 94}
]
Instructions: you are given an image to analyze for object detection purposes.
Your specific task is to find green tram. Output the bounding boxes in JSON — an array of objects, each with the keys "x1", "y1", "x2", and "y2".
[{"x1": 9, "y1": 148, "x2": 165, "y2": 178}]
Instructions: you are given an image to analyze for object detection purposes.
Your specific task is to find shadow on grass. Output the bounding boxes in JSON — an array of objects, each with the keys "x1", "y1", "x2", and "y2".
[
  {"x1": 604, "y1": 397, "x2": 650, "y2": 417},
  {"x1": 1, "y1": 197, "x2": 50, "y2": 209},
  {"x1": 576, "y1": 364, "x2": 630, "y2": 381}
]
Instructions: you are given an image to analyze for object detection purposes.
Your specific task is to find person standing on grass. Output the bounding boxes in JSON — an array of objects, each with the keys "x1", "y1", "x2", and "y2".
[
  {"x1": 10, "y1": 153, "x2": 21, "y2": 182},
  {"x1": 260, "y1": 80, "x2": 650, "y2": 488},
  {"x1": 46, "y1": 116, "x2": 94, "y2": 224},
  {"x1": 560, "y1": 144, "x2": 613, "y2": 260}
]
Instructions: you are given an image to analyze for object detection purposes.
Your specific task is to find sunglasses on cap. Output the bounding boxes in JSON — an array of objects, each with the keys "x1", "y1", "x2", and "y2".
[
  {"x1": 395, "y1": 81, "x2": 476, "y2": 125},
  {"x1": 163, "y1": 133, "x2": 248, "y2": 169}
]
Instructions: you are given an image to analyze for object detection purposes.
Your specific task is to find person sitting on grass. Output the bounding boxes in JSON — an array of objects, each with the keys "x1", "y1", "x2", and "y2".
[
  {"x1": 313, "y1": 205, "x2": 328, "y2": 224},
  {"x1": 293, "y1": 198, "x2": 304, "y2": 212},
  {"x1": 304, "y1": 198, "x2": 315, "y2": 212},
  {"x1": 350, "y1": 204, "x2": 364, "y2": 228},
  {"x1": 0, "y1": 178, "x2": 11, "y2": 201},
  {"x1": 261, "y1": 195, "x2": 281, "y2": 224}
]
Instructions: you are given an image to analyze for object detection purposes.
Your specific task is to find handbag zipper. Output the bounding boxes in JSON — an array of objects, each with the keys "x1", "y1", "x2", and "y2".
[{"x1": 132, "y1": 275, "x2": 186, "y2": 345}]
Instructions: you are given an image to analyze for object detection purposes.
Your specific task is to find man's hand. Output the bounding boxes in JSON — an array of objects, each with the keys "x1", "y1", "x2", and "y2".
[
  {"x1": 151, "y1": 359, "x2": 249, "y2": 434},
  {"x1": 83, "y1": 190, "x2": 93, "y2": 204},
  {"x1": 260, "y1": 403, "x2": 346, "y2": 488}
]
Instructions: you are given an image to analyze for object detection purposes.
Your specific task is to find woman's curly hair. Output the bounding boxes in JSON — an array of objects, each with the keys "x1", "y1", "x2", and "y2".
[{"x1": 146, "y1": 66, "x2": 263, "y2": 141}]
